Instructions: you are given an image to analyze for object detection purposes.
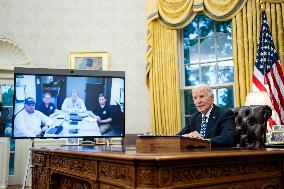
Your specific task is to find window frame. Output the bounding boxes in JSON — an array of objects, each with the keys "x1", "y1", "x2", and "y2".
[{"x1": 179, "y1": 15, "x2": 235, "y2": 128}]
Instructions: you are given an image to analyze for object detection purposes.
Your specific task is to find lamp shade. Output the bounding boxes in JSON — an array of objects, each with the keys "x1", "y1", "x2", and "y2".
[{"x1": 245, "y1": 92, "x2": 273, "y2": 108}]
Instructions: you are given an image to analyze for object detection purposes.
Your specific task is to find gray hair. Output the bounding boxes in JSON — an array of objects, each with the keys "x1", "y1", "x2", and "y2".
[{"x1": 194, "y1": 84, "x2": 213, "y2": 95}]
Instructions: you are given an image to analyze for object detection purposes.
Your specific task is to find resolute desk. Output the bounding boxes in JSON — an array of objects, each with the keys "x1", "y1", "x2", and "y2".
[{"x1": 31, "y1": 145, "x2": 284, "y2": 189}]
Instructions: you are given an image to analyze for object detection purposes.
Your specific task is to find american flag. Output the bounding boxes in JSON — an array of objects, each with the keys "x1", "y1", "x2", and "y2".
[{"x1": 252, "y1": 11, "x2": 284, "y2": 127}]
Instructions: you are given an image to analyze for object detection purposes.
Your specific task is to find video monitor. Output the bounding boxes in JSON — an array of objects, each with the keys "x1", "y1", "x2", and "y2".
[{"x1": 12, "y1": 67, "x2": 125, "y2": 139}]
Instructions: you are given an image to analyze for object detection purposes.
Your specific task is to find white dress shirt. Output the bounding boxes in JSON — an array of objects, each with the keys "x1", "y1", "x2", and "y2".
[
  {"x1": 14, "y1": 109, "x2": 50, "y2": 137},
  {"x1": 61, "y1": 97, "x2": 87, "y2": 113}
]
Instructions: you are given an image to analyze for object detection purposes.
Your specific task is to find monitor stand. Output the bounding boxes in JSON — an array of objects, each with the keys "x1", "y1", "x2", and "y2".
[{"x1": 22, "y1": 139, "x2": 34, "y2": 189}]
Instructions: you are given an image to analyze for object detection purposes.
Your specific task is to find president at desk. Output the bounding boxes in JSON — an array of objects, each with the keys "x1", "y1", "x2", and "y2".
[{"x1": 178, "y1": 84, "x2": 235, "y2": 147}]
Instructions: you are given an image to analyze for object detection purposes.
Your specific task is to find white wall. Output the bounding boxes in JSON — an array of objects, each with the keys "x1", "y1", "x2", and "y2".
[
  {"x1": 0, "y1": 0, "x2": 150, "y2": 134},
  {"x1": 0, "y1": 138, "x2": 10, "y2": 188}
]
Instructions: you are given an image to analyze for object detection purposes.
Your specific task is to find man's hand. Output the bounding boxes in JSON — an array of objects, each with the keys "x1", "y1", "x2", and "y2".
[
  {"x1": 182, "y1": 131, "x2": 202, "y2": 139},
  {"x1": 95, "y1": 116, "x2": 101, "y2": 122}
]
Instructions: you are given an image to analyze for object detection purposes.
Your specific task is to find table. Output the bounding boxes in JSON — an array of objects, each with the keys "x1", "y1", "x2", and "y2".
[
  {"x1": 44, "y1": 111, "x2": 101, "y2": 137},
  {"x1": 31, "y1": 145, "x2": 284, "y2": 188}
]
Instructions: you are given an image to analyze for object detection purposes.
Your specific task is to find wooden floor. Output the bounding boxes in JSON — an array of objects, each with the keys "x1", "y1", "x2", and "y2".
[{"x1": 7, "y1": 186, "x2": 31, "y2": 189}]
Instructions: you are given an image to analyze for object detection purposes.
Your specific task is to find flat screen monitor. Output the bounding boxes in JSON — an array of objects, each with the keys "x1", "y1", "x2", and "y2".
[{"x1": 12, "y1": 67, "x2": 125, "y2": 139}]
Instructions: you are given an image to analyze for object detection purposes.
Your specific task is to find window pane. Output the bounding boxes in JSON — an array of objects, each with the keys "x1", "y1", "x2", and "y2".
[
  {"x1": 9, "y1": 139, "x2": 16, "y2": 175},
  {"x1": 218, "y1": 60, "x2": 234, "y2": 84},
  {"x1": 1, "y1": 84, "x2": 14, "y2": 106},
  {"x1": 189, "y1": 39, "x2": 198, "y2": 63},
  {"x1": 184, "y1": 46, "x2": 189, "y2": 65},
  {"x1": 199, "y1": 14, "x2": 214, "y2": 38},
  {"x1": 184, "y1": 20, "x2": 198, "y2": 40},
  {"x1": 216, "y1": 21, "x2": 231, "y2": 34},
  {"x1": 217, "y1": 34, "x2": 232, "y2": 60},
  {"x1": 217, "y1": 87, "x2": 234, "y2": 108},
  {"x1": 185, "y1": 64, "x2": 199, "y2": 86},
  {"x1": 201, "y1": 63, "x2": 217, "y2": 84},
  {"x1": 184, "y1": 90, "x2": 197, "y2": 115},
  {"x1": 200, "y1": 37, "x2": 215, "y2": 62},
  {"x1": 3, "y1": 107, "x2": 13, "y2": 137},
  {"x1": 9, "y1": 151, "x2": 15, "y2": 175}
]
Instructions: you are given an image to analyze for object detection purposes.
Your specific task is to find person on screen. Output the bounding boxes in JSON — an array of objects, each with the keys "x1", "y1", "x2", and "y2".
[
  {"x1": 177, "y1": 84, "x2": 235, "y2": 147},
  {"x1": 85, "y1": 58, "x2": 94, "y2": 70},
  {"x1": 85, "y1": 58, "x2": 101, "y2": 70},
  {"x1": 36, "y1": 92, "x2": 58, "y2": 116},
  {"x1": 14, "y1": 97, "x2": 51, "y2": 137},
  {"x1": 61, "y1": 90, "x2": 87, "y2": 113},
  {"x1": 0, "y1": 102, "x2": 6, "y2": 137},
  {"x1": 93, "y1": 94, "x2": 112, "y2": 134}
]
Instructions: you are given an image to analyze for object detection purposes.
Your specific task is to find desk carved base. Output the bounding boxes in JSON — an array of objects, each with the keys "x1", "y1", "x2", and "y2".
[{"x1": 32, "y1": 149, "x2": 284, "y2": 189}]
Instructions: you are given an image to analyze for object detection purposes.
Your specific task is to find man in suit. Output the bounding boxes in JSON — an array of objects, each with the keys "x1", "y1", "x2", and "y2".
[
  {"x1": 177, "y1": 84, "x2": 235, "y2": 147},
  {"x1": 0, "y1": 102, "x2": 7, "y2": 137}
]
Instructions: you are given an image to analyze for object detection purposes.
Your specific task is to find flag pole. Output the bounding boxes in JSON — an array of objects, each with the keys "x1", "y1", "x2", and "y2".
[{"x1": 259, "y1": 0, "x2": 267, "y2": 84}]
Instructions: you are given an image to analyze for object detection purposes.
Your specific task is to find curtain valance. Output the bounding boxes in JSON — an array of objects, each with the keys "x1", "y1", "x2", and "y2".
[
  {"x1": 147, "y1": 0, "x2": 284, "y2": 29},
  {"x1": 147, "y1": 0, "x2": 248, "y2": 29}
]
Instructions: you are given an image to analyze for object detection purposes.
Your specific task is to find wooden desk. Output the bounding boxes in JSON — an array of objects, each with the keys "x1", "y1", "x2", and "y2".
[{"x1": 31, "y1": 146, "x2": 284, "y2": 189}]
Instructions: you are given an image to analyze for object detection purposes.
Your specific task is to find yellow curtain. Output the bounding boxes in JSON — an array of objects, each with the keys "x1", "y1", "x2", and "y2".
[
  {"x1": 232, "y1": 0, "x2": 284, "y2": 106},
  {"x1": 149, "y1": 0, "x2": 248, "y2": 29},
  {"x1": 146, "y1": 0, "x2": 284, "y2": 134},
  {"x1": 147, "y1": 19, "x2": 181, "y2": 134}
]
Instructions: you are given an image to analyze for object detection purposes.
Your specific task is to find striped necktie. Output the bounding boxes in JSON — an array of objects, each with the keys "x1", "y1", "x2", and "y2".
[{"x1": 200, "y1": 115, "x2": 207, "y2": 138}]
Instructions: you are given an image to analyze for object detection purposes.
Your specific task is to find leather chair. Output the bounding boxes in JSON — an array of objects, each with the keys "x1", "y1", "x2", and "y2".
[{"x1": 232, "y1": 105, "x2": 272, "y2": 148}]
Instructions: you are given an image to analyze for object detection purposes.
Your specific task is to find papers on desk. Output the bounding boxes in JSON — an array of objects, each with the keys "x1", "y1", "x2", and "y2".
[
  {"x1": 84, "y1": 116, "x2": 96, "y2": 122},
  {"x1": 57, "y1": 114, "x2": 66, "y2": 119}
]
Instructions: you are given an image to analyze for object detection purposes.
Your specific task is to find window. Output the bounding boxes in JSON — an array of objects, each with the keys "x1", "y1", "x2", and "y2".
[
  {"x1": 181, "y1": 14, "x2": 234, "y2": 125},
  {"x1": 1, "y1": 84, "x2": 15, "y2": 175}
]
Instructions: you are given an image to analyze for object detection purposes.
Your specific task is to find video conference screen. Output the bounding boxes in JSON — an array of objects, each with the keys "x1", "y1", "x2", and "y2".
[{"x1": 12, "y1": 67, "x2": 125, "y2": 139}]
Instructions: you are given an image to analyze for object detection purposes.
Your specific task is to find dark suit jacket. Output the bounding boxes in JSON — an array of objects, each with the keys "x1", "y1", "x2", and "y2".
[{"x1": 178, "y1": 104, "x2": 235, "y2": 147}]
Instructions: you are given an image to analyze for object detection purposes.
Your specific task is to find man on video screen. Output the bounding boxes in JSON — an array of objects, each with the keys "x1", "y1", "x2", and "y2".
[
  {"x1": 36, "y1": 92, "x2": 57, "y2": 116},
  {"x1": 61, "y1": 90, "x2": 87, "y2": 113},
  {"x1": 14, "y1": 97, "x2": 51, "y2": 137},
  {"x1": 93, "y1": 94, "x2": 112, "y2": 134}
]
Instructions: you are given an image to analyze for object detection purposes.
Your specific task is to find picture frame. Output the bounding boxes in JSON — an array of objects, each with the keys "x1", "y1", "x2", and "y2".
[
  {"x1": 272, "y1": 125, "x2": 284, "y2": 131},
  {"x1": 269, "y1": 131, "x2": 284, "y2": 144},
  {"x1": 69, "y1": 52, "x2": 109, "y2": 70},
  {"x1": 95, "y1": 138, "x2": 112, "y2": 145},
  {"x1": 67, "y1": 138, "x2": 80, "y2": 146},
  {"x1": 95, "y1": 138, "x2": 106, "y2": 145},
  {"x1": 269, "y1": 126, "x2": 284, "y2": 144}
]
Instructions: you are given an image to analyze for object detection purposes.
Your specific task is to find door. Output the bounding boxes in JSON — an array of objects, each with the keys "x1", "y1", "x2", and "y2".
[{"x1": 85, "y1": 83, "x2": 104, "y2": 111}]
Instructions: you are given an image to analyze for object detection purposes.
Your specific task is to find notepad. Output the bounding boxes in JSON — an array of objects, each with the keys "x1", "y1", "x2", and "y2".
[{"x1": 84, "y1": 116, "x2": 96, "y2": 122}]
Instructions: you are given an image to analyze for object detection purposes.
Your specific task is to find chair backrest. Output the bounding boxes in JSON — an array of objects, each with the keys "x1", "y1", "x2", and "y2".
[{"x1": 232, "y1": 105, "x2": 272, "y2": 148}]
